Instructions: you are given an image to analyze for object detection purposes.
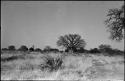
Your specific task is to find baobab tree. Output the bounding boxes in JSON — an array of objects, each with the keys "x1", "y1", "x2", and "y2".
[{"x1": 57, "y1": 34, "x2": 86, "y2": 53}]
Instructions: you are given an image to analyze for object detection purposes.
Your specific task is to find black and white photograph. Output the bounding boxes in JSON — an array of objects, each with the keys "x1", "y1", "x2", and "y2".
[{"x1": 1, "y1": 1, "x2": 124, "y2": 80}]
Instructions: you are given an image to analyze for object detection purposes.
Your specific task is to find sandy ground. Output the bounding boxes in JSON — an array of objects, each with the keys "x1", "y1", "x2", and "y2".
[{"x1": 1, "y1": 52, "x2": 124, "y2": 81}]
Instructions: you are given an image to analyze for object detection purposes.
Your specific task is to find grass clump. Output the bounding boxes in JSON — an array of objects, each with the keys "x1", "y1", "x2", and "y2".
[{"x1": 40, "y1": 55, "x2": 63, "y2": 72}]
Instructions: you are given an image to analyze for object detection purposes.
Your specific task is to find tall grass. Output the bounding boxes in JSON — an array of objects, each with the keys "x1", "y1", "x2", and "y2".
[{"x1": 1, "y1": 52, "x2": 124, "y2": 80}]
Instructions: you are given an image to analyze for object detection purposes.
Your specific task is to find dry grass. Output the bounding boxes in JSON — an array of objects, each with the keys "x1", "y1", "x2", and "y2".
[{"x1": 1, "y1": 52, "x2": 124, "y2": 81}]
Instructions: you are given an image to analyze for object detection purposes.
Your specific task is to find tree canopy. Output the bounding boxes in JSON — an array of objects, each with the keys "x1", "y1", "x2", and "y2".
[
  {"x1": 105, "y1": 5, "x2": 124, "y2": 41},
  {"x1": 57, "y1": 34, "x2": 86, "y2": 52},
  {"x1": 8, "y1": 45, "x2": 16, "y2": 51},
  {"x1": 18, "y1": 45, "x2": 28, "y2": 52}
]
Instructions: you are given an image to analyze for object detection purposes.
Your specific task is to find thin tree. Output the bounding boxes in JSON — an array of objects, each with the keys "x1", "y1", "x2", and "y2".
[
  {"x1": 57, "y1": 34, "x2": 86, "y2": 52},
  {"x1": 105, "y1": 5, "x2": 124, "y2": 41}
]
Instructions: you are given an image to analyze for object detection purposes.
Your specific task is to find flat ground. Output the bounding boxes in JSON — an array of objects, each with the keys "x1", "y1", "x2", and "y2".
[{"x1": 1, "y1": 51, "x2": 124, "y2": 81}]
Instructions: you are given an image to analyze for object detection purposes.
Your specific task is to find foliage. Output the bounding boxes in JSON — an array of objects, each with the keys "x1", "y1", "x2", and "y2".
[
  {"x1": 49, "y1": 48, "x2": 59, "y2": 53},
  {"x1": 1, "y1": 48, "x2": 8, "y2": 51},
  {"x1": 99, "y1": 44, "x2": 111, "y2": 53},
  {"x1": 105, "y1": 5, "x2": 124, "y2": 41},
  {"x1": 106, "y1": 48, "x2": 124, "y2": 56},
  {"x1": 43, "y1": 46, "x2": 51, "y2": 52},
  {"x1": 77, "y1": 47, "x2": 85, "y2": 53},
  {"x1": 40, "y1": 56, "x2": 63, "y2": 72},
  {"x1": 34, "y1": 48, "x2": 42, "y2": 52},
  {"x1": 57, "y1": 34, "x2": 86, "y2": 53},
  {"x1": 18, "y1": 45, "x2": 28, "y2": 52},
  {"x1": 98, "y1": 44, "x2": 124, "y2": 56},
  {"x1": 29, "y1": 45, "x2": 35, "y2": 52},
  {"x1": 29, "y1": 47, "x2": 34, "y2": 52},
  {"x1": 8, "y1": 45, "x2": 16, "y2": 51},
  {"x1": 43, "y1": 46, "x2": 59, "y2": 53},
  {"x1": 89, "y1": 48, "x2": 100, "y2": 53}
]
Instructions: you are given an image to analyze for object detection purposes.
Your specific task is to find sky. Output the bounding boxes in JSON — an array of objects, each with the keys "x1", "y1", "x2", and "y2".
[{"x1": 1, "y1": 1, "x2": 124, "y2": 50}]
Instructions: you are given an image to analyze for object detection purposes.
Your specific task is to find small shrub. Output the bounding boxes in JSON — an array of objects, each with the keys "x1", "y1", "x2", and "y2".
[{"x1": 40, "y1": 56, "x2": 63, "y2": 72}]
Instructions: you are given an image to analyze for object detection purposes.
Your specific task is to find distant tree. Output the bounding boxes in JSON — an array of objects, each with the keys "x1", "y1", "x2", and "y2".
[
  {"x1": 112, "y1": 49, "x2": 124, "y2": 55},
  {"x1": 50, "y1": 48, "x2": 59, "y2": 53},
  {"x1": 43, "y1": 46, "x2": 51, "y2": 52},
  {"x1": 34, "y1": 48, "x2": 42, "y2": 52},
  {"x1": 29, "y1": 47, "x2": 34, "y2": 52},
  {"x1": 99, "y1": 44, "x2": 112, "y2": 53},
  {"x1": 18, "y1": 45, "x2": 28, "y2": 52},
  {"x1": 29, "y1": 45, "x2": 35, "y2": 52},
  {"x1": 57, "y1": 34, "x2": 86, "y2": 53},
  {"x1": 105, "y1": 5, "x2": 124, "y2": 41},
  {"x1": 84, "y1": 49, "x2": 89, "y2": 53},
  {"x1": 77, "y1": 47, "x2": 85, "y2": 53},
  {"x1": 8, "y1": 45, "x2": 16, "y2": 51},
  {"x1": 89, "y1": 48, "x2": 100, "y2": 53},
  {"x1": 1, "y1": 48, "x2": 8, "y2": 51}
]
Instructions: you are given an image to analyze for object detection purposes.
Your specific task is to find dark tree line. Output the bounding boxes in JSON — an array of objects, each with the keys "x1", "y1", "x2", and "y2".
[
  {"x1": 1, "y1": 45, "x2": 42, "y2": 52},
  {"x1": 1, "y1": 43, "x2": 124, "y2": 56},
  {"x1": 1, "y1": 33, "x2": 124, "y2": 56}
]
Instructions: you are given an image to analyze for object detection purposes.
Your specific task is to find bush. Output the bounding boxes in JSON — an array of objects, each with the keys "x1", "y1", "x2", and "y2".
[
  {"x1": 34, "y1": 48, "x2": 42, "y2": 52},
  {"x1": 18, "y1": 45, "x2": 28, "y2": 52},
  {"x1": 106, "y1": 49, "x2": 124, "y2": 56},
  {"x1": 50, "y1": 48, "x2": 59, "y2": 53},
  {"x1": 1, "y1": 48, "x2": 8, "y2": 51},
  {"x1": 77, "y1": 47, "x2": 85, "y2": 53},
  {"x1": 89, "y1": 48, "x2": 100, "y2": 53},
  {"x1": 40, "y1": 56, "x2": 63, "y2": 72},
  {"x1": 99, "y1": 44, "x2": 111, "y2": 53},
  {"x1": 8, "y1": 45, "x2": 16, "y2": 51},
  {"x1": 43, "y1": 46, "x2": 51, "y2": 52},
  {"x1": 29, "y1": 47, "x2": 34, "y2": 52}
]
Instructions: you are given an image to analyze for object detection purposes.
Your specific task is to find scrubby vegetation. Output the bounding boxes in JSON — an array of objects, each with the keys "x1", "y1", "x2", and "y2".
[
  {"x1": 1, "y1": 51, "x2": 124, "y2": 80},
  {"x1": 40, "y1": 55, "x2": 63, "y2": 72}
]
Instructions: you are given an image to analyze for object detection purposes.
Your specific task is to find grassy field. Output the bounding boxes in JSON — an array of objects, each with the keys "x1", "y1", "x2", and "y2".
[{"x1": 1, "y1": 51, "x2": 124, "y2": 81}]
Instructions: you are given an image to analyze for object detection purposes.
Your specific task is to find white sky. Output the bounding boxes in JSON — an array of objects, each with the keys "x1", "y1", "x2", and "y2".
[{"x1": 1, "y1": 1, "x2": 124, "y2": 50}]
